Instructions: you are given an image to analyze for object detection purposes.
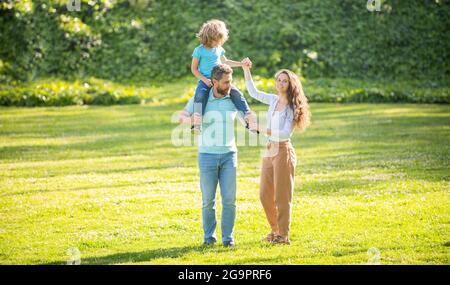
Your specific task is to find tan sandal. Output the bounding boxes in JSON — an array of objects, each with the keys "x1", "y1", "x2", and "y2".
[
  {"x1": 271, "y1": 235, "x2": 291, "y2": 245},
  {"x1": 261, "y1": 233, "x2": 277, "y2": 243}
]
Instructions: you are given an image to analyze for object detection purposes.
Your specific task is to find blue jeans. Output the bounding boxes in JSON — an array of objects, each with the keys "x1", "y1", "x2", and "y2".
[
  {"x1": 194, "y1": 80, "x2": 250, "y2": 116},
  {"x1": 198, "y1": 151, "x2": 237, "y2": 243}
]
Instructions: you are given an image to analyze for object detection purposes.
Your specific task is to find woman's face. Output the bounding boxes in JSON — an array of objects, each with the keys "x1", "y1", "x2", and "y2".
[{"x1": 276, "y1": 73, "x2": 290, "y2": 94}]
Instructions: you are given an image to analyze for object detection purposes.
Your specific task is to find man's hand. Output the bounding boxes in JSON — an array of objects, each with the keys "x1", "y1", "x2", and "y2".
[
  {"x1": 245, "y1": 111, "x2": 259, "y2": 134},
  {"x1": 179, "y1": 110, "x2": 192, "y2": 124},
  {"x1": 248, "y1": 118, "x2": 258, "y2": 132},
  {"x1": 192, "y1": 113, "x2": 202, "y2": 126}
]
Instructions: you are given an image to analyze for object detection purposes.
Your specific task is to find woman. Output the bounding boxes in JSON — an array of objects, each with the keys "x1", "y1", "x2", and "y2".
[{"x1": 242, "y1": 61, "x2": 311, "y2": 245}]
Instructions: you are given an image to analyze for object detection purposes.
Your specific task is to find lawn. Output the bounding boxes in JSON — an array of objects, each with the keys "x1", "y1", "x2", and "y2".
[{"x1": 0, "y1": 101, "x2": 449, "y2": 264}]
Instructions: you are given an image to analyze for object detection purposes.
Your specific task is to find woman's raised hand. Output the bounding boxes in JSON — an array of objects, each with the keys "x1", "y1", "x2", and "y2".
[
  {"x1": 241, "y1": 57, "x2": 252, "y2": 69},
  {"x1": 241, "y1": 58, "x2": 252, "y2": 81}
]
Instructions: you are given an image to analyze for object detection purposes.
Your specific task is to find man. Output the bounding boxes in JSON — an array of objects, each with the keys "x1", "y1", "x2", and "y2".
[{"x1": 179, "y1": 64, "x2": 255, "y2": 247}]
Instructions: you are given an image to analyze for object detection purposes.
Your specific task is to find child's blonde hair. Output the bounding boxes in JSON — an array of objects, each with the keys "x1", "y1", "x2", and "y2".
[{"x1": 196, "y1": 19, "x2": 229, "y2": 47}]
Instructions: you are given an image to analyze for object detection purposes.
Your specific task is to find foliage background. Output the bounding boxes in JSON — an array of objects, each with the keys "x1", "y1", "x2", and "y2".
[{"x1": 1, "y1": 0, "x2": 449, "y2": 84}]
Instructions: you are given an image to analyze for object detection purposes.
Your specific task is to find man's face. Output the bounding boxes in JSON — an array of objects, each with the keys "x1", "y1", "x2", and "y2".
[{"x1": 213, "y1": 73, "x2": 232, "y2": 96}]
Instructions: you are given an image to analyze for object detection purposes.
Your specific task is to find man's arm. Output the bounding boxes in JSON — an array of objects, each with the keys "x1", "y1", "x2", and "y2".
[{"x1": 178, "y1": 97, "x2": 201, "y2": 126}]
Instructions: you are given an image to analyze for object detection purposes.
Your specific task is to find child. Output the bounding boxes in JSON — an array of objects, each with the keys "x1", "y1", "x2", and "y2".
[{"x1": 190, "y1": 19, "x2": 256, "y2": 133}]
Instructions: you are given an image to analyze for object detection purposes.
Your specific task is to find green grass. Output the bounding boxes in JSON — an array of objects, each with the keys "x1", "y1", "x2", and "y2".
[{"x1": 0, "y1": 100, "x2": 449, "y2": 264}]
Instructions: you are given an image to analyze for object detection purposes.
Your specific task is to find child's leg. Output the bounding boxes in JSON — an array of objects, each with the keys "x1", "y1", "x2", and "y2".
[
  {"x1": 229, "y1": 86, "x2": 250, "y2": 115},
  {"x1": 194, "y1": 80, "x2": 211, "y2": 116}
]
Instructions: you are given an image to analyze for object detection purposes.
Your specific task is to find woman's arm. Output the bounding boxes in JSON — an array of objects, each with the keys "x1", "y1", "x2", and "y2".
[
  {"x1": 243, "y1": 66, "x2": 277, "y2": 105},
  {"x1": 191, "y1": 58, "x2": 212, "y2": 87}
]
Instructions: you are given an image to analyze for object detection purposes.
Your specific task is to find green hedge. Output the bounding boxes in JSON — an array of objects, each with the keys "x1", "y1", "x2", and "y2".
[
  {"x1": 0, "y1": 78, "x2": 142, "y2": 106},
  {"x1": 1, "y1": 0, "x2": 449, "y2": 83},
  {"x1": 236, "y1": 77, "x2": 450, "y2": 104},
  {"x1": 302, "y1": 79, "x2": 450, "y2": 104},
  {"x1": 309, "y1": 87, "x2": 450, "y2": 104},
  {"x1": 1, "y1": 77, "x2": 448, "y2": 107}
]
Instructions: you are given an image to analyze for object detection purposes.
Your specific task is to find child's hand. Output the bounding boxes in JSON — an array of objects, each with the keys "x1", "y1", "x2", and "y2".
[
  {"x1": 203, "y1": 79, "x2": 212, "y2": 87},
  {"x1": 241, "y1": 57, "x2": 252, "y2": 68}
]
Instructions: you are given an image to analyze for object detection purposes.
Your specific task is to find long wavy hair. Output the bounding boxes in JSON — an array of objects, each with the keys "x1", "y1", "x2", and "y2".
[{"x1": 275, "y1": 69, "x2": 311, "y2": 132}]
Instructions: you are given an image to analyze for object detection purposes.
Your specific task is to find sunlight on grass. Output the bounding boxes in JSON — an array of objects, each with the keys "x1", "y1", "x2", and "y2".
[{"x1": 0, "y1": 102, "x2": 449, "y2": 264}]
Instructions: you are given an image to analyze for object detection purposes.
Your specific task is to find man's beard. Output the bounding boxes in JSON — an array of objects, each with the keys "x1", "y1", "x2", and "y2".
[{"x1": 217, "y1": 86, "x2": 231, "y2": 96}]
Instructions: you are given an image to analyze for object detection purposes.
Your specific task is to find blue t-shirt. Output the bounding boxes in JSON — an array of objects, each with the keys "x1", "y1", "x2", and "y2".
[
  {"x1": 192, "y1": 44, "x2": 225, "y2": 79},
  {"x1": 185, "y1": 88, "x2": 238, "y2": 154}
]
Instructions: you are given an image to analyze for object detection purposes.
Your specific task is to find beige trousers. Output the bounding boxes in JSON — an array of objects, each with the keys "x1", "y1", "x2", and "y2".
[{"x1": 260, "y1": 140, "x2": 296, "y2": 237}]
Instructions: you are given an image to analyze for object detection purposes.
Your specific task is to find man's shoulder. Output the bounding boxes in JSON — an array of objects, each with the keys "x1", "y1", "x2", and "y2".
[
  {"x1": 211, "y1": 96, "x2": 237, "y2": 111},
  {"x1": 204, "y1": 93, "x2": 233, "y2": 108}
]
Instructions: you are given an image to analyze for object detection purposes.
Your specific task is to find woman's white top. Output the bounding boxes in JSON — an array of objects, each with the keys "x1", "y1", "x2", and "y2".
[{"x1": 245, "y1": 79, "x2": 294, "y2": 142}]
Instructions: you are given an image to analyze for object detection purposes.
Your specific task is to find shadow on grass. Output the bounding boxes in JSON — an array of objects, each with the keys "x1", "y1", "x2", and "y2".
[
  {"x1": 41, "y1": 244, "x2": 242, "y2": 265},
  {"x1": 39, "y1": 241, "x2": 381, "y2": 265}
]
